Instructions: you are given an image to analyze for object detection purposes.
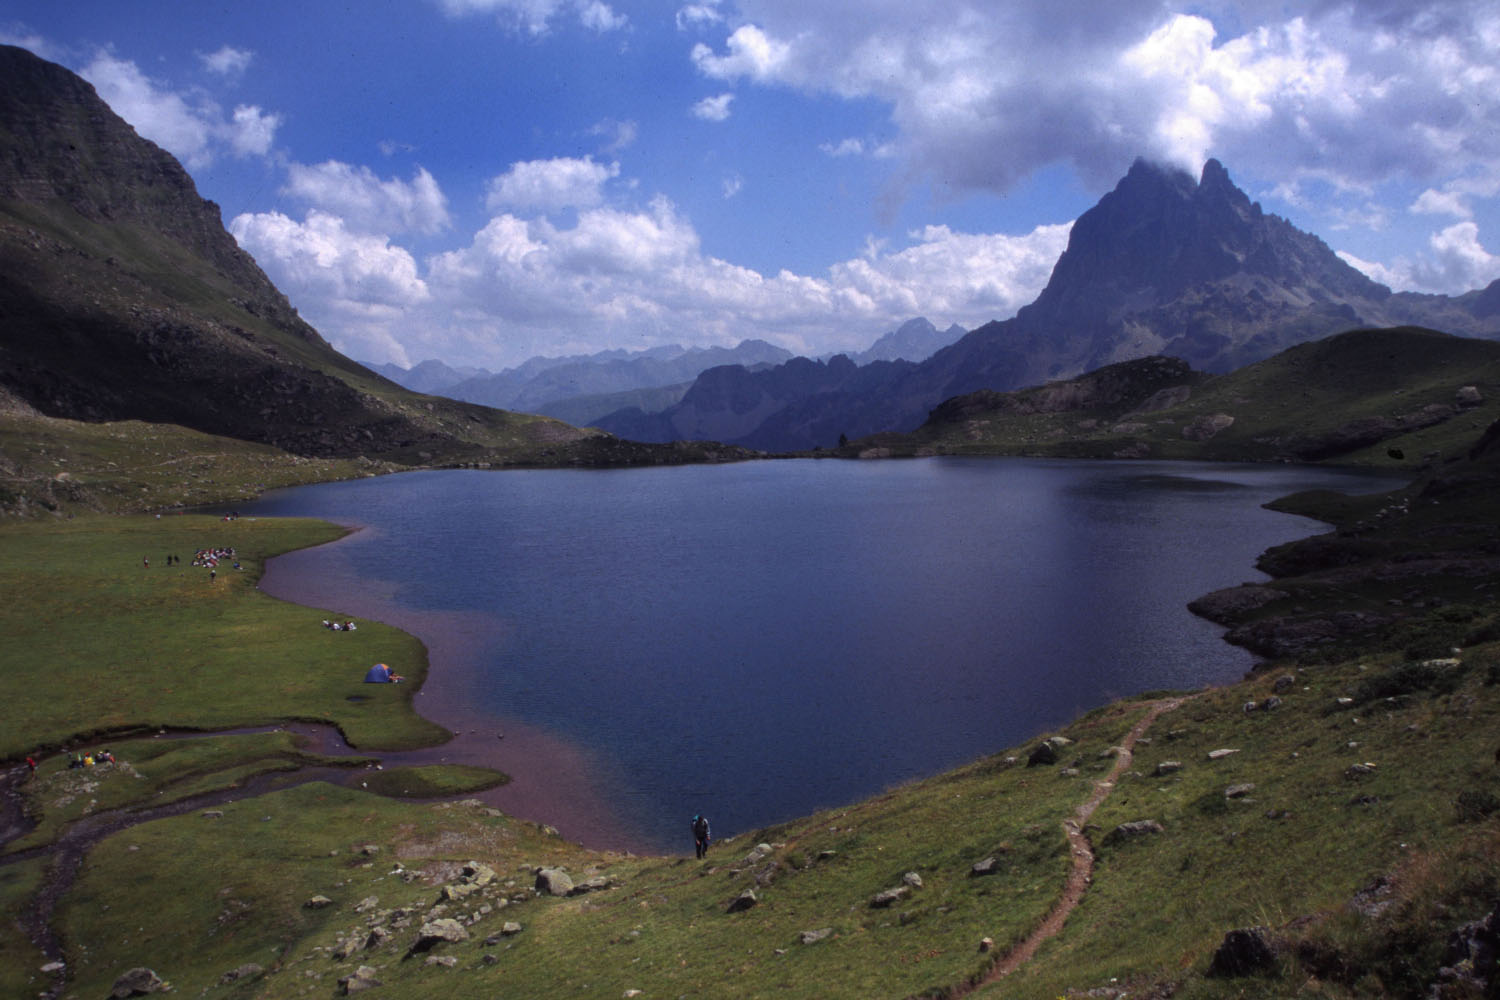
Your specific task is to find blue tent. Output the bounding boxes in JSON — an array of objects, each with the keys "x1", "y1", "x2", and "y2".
[{"x1": 363, "y1": 663, "x2": 393, "y2": 683}]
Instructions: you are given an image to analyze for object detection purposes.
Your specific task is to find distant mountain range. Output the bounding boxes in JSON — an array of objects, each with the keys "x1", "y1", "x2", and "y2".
[
  {"x1": 367, "y1": 340, "x2": 793, "y2": 426},
  {"x1": 594, "y1": 159, "x2": 1500, "y2": 451},
  {"x1": 367, "y1": 318, "x2": 966, "y2": 428}
]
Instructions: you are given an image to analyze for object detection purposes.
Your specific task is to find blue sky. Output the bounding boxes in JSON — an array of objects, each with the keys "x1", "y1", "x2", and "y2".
[{"x1": 7, "y1": 1, "x2": 1500, "y2": 370}]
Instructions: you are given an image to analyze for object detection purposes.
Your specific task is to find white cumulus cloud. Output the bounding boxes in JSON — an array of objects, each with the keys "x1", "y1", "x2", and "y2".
[
  {"x1": 201, "y1": 45, "x2": 253, "y2": 78},
  {"x1": 268, "y1": 175, "x2": 1072, "y2": 367},
  {"x1": 283, "y1": 161, "x2": 451, "y2": 236},
  {"x1": 485, "y1": 156, "x2": 620, "y2": 213},
  {"x1": 229, "y1": 209, "x2": 433, "y2": 365},
  {"x1": 80, "y1": 51, "x2": 280, "y2": 167},
  {"x1": 1340, "y1": 221, "x2": 1500, "y2": 294},
  {"x1": 691, "y1": 93, "x2": 734, "y2": 121},
  {"x1": 688, "y1": 0, "x2": 1500, "y2": 202}
]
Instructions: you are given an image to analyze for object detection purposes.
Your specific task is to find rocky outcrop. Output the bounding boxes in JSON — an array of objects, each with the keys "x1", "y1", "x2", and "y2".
[{"x1": 108, "y1": 967, "x2": 167, "y2": 997}]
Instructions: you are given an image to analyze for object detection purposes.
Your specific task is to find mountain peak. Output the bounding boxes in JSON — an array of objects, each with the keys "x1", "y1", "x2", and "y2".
[{"x1": 1199, "y1": 157, "x2": 1229, "y2": 187}]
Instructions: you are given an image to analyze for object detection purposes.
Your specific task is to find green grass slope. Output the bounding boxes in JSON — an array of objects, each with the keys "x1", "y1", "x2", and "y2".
[
  {"x1": 18, "y1": 656, "x2": 1499, "y2": 1000},
  {"x1": 858, "y1": 327, "x2": 1500, "y2": 471}
]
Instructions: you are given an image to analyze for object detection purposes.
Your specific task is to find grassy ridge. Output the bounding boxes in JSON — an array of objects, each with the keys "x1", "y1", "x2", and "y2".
[
  {"x1": 0, "y1": 408, "x2": 385, "y2": 515},
  {"x1": 862, "y1": 328, "x2": 1500, "y2": 469}
]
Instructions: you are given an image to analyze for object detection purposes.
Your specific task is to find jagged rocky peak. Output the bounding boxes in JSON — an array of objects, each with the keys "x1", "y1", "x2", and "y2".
[{"x1": 1030, "y1": 154, "x2": 1383, "y2": 318}]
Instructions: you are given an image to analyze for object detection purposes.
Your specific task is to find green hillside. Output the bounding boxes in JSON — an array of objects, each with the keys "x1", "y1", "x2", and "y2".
[{"x1": 859, "y1": 327, "x2": 1500, "y2": 471}]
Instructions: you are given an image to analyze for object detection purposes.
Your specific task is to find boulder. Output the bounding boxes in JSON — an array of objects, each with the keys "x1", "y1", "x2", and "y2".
[
  {"x1": 799, "y1": 928, "x2": 833, "y2": 945},
  {"x1": 305, "y1": 895, "x2": 334, "y2": 909},
  {"x1": 901, "y1": 872, "x2": 923, "y2": 889},
  {"x1": 1027, "y1": 742, "x2": 1058, "y2": 767},
  {"x1": 338, "y1": 966, "x2": 382, "y2": 994},
  {"x1": 871, "y1": 886, "x2": 910, "y2": 908},
  {"x1": 333, "y1": 936, "x2": 362, "y2": 960},
  {"x1": 219, "y1": 964, "x2": 263, "y2": 985},
  {"x1": 1272, "y1": 673, "x2": 1296, "y2": 693},
  {"x1": 411, "y1": 918, "x2": 469, "y2": 952},
  {"x1": 424, "y1": 955, "x2": 457, "y2": 968},
  {"x1": 970, "y1": 857, "x2": 1000, "y2": 877},
  {"x1": 1206, "y1": 926, "x2": 1278, "y2": 977},
  {"x1": 461, "y1": 861, "x2": 497, "y2": 886},
  {"x1": 568, "y1": 876, "x2": 613, "y2": 896},
  {"x1": 501, "y1": 921, "x2": 523, "y2": 936},
  {"x1": 727, "y1": 889, "x2": 758, "y2": 913},
  {"x1": 1225, "y1": 784, "x2": 1256, "y2": 799},
  {"x1": 109, "y1": 968, "x2": 167, "y2": 998},
  {"x1": 534, "y1": 867, "x2": 574, "y2": 896},
  {"x1": 743, "y1": 843, "x2": 774, "y2": 864},
  {"x1": 440, "y1": 881, "x2": 479, "y2": 902},
  {"x1": 1154, "y1": 761, "x2": 1183, "y2": 777},
  {"x1": 1207, "y1": 748, "x2": 1240, "y2": 760},
  {"x1": 1104, "y1": 820, "x2": 1165, "y2": 845}
]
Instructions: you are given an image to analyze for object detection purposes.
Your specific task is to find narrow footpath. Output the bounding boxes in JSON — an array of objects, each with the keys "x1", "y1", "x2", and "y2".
[{"x1": 948, "y1": 695, "x2": 1192, "y2": 998}]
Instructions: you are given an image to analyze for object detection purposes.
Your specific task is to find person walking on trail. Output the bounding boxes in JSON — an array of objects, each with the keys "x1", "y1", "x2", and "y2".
[{"x1": 692, "y1": 813, "x2": 711, "y2": 858}]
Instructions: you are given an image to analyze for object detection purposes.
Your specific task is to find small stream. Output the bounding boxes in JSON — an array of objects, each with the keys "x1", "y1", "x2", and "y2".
[{"x1": 0, "y1": 718, "x2": 525, "y2": 998}]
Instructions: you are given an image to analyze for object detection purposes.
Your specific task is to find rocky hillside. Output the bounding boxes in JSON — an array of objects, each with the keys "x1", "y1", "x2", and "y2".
[{"x1": 0, "y1": 45, "x2": 595, "y2": 464}]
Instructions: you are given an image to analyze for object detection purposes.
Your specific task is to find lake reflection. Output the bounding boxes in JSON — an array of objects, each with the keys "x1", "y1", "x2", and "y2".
[{"x1": 243, "y1": 457, "x2": 1398, "y2": 851}]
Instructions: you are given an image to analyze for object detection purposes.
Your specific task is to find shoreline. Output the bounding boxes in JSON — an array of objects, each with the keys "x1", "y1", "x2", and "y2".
[{"x1": 255, "y1": 521, "x2": 662, "y2": 855}]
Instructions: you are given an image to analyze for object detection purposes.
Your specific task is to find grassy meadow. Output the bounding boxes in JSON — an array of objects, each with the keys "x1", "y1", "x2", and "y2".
[{"x1": 0, "y1": 514, "x2": 446, "y2": 755}]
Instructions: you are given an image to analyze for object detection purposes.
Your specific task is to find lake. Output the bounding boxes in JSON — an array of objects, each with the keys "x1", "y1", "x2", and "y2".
[{"x1": 241, "y1": 457, "x2": 1398, "y2": 852}]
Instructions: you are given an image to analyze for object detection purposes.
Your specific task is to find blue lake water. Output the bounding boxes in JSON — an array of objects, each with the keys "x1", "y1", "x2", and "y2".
[{"x1": 240, "y1": 457, "x2": 1398, "y2": 851}]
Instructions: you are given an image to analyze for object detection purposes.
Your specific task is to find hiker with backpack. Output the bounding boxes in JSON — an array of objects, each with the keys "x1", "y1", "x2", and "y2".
[{"x1": 692, "y1": 813, "x2": 711, "y2": 858}]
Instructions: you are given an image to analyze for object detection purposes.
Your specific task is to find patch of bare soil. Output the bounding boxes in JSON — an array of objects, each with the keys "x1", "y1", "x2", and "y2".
[{"x1": 948, "y1": 696, "x2": 1192, "y2": 998}]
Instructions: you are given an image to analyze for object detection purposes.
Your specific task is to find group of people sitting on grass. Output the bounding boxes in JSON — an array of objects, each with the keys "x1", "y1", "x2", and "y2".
[
  {"x1": 67, "y1": 749, "x2": 115, "y2": 769},
  {"x1": 322, "y1": 620, "x2": 358, "y2": 631},
  {"x1": 193, "y1": 547, "x2": 236, "y2": 568}
]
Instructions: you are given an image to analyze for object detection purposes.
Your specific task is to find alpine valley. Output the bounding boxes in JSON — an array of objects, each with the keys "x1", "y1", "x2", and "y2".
[{"x1": 2, "y1": 42, "x2": 1500, "y2": 1000}]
